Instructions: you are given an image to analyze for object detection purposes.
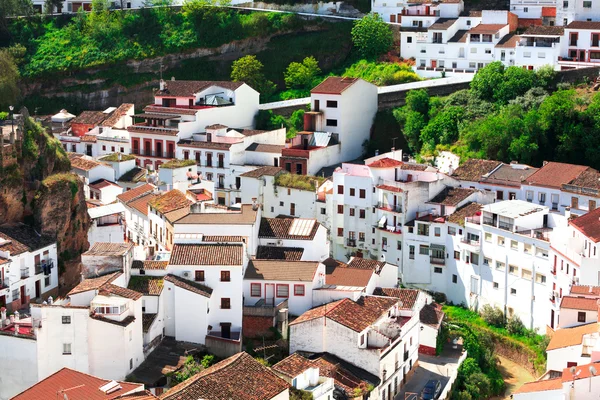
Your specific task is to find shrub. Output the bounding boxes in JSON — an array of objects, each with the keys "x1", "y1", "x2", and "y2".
[
  {"x1": 506, "y1": 314, "x2": 525, "y2": 336},
  {"x1": 480, "y1": 305, "x2": 504, "y2": 327},
  {"x1": 351, "y1": 13, "x2": 394, "y2": 59}
]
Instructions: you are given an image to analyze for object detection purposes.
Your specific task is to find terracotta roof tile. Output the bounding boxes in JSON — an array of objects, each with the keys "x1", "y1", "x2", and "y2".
[
  {"x1": 451, "y1": 159, "x2": 501, "y2": 181},
  {"x1": 11, "y1": 367, "x2": 144, "y2": 400},
  {"x1": 376, "y1": 184, "x2": 403, "y2": 193},
  {"x1": 161, "y1": 352, "x2": 289, "y2": 400},
  {"x1": 560, "y1": 296, "x2": 600, "y2": 311},
  {"x1": 128, "y1": 276, "x2": 164, "y2": 296},
  {"x1": 101, "y1": 104, "x2": 134, "y2": 127},
  {"x1": 309, "y1": 354, "x2": 377, "y2": 397},
  {"x1": 541, "y1": 6, "x2": 556, "y2": 17},
  {"x1": 117, "y1": 184, "x2": 156, "y2": 203},
  {"x1": 272, "y1": 353, "x2": 314, "y2": 378},
  {"x1": 170, "y1": 243, "x2": 244, "y2": 266},
  {"x1": 399, "y1": 163, "x2": 429, "y2": 171},
  {"x1": 562, "y1": 361, "x2": 600, "y2": 381},
  {"x1": 347, "y1": 258, "x2": 386, "y2": 271},
  {"x1": 291, "y1": 297, "x2": 399, "y2": 332},
  {"x1": 245, "y1": 143, "x2": 285, "y2": 153},
  {"x1": 566, "y1": 21, "x2": 600, "y2": 30},
  {"x1": 127, "y1": 193, "x2": 158, "y2": 216},
  {"x1": 311, "y1": 76, "x2": 361, "y2": 94},
  {"x1": 155, "y1": 80, "x2": 245, "y2": 97},
  {"x1": 570, "y1": 207, "x2": 600, "y2": 243},
  {"x1": 566, "y1": 168, "x2": 600, "y2": 191},
  {"x1": 547, "y1": 322, "x2": 598, "y2": 351},
  {"x1": 142, "y1": 314, "x2": 158, "y2": 333},
  {"x1": 118, "y1": 167, "x2": 147, "y2": 183},
  {"x1": 523, "y1": 25, "x2": 563, "y2": 35},
  {"x1": 177, "y1": 139, "x2": 233, "y2": 150},
  {"x1": 326, "y1": 266, "x2": 373, "y2": 287},
  {"x1": 89, "y1": 179, "x2": 121, "y2": 190},
  {"x1": 68, "y1": 272, "x2": 121, "y2": 296},
  {"x1": 469, "y1": 24, "x2": 507, "y2": 34},
  {"x1": 429, "y1": 18, "x2": 458, "y2": 30},
  {"x1": 420, "y1": 303, "x2": 444, "y2": 327},
  {"x1": 72, "y1": 111, "x2": 107, "y2": 126},
  {"x1": 428, "y1": 187, "x2": 475, "y2": 206},
  {"x1": 447, "y1": 202, "x2": 483, "y2": 227},
  {"x1": 131, "y1": 260, "x2": 169, "y2": 270},
  {"x1": 81, "y1": 135, "x2": 97, "y2": 143},
  {"x1": 71, "y1": 157, "x2": 102, "y2": 171},
  {"x1": 203, "y1": 236, "x2": 246, "y2": 243},
  {"x1": 256, "y1": 246, "x2": 304, "y2": 260},
  {"x1": 570, "y1": 285, "x2": 600, "y2": 296},
  {"x1": 448, "y1": 30, "x2": 469, "y2": 43},
  {"x1": 495, "y1": 33, "x2": 521, "y2": 48},
  {"x1": 513, "y1": 378, "x2": 562, "y2": 394},
  {"x1": 149, "y1": 190, "x2": 191, "y2": 214},
  {"x1": 83, "y1": 242, "x2": 133, "y2": 257},
  {"x1": 259, "y1": 218, "x2": 320, "y2": 240},
  {"x1": 143, "y1": 105, "x2": 198, "y2": 116},
  {"x1": 115, "y1": 390, "x2": 158, "y2": 399},
  {"x1": 99, "y1": 283, "x2": 143, "y2": 300},
  {"x1": 372, "y1": 288, "x2": 420, "y2": 310},
  {"x1": 127, "y1": 125, "x2": 179, "y2": 136},
  {"x1": 367, "y1": 158, "x2": 403, "y2": 168},
  {"x1": 0, "y1": 223, "x2": 55, "y2": 255},
  {"x1": 164, "y1": 207, "x2": 191, "y2": 224},
  {"x1": 245, "y1": 260, "x2": 319, "y2": 281},
  {"x1": 164, "y1": 274, "x2": 213, "y2": 298},
  {"x1": 526, "y1": 162, "x2": 589, "y2": 189}
]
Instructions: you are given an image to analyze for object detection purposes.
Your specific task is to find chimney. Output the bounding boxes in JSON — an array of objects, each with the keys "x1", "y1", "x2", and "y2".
[
  {"x1": 14, "y1": 311, "x2": 19, "y2": 322},
  {"x1": 48, "y1": 296, "x2": 53, "y2": 305},
  {"x1": 159, "y1": 79, "x2": 166, "y2": 91},
  {"x1": 171, "y1": 76, "x2": 175, "y2": 81},
  {"x1": 565, "y1": 206, "x2": 571, "y2": 220}
]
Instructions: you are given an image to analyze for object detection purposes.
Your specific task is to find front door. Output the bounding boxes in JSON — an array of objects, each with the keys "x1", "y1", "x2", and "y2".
[
  {"x1": 0, "y1": 295, "x2": 5, "y2": 307},
  {"x1": 220, "y1": 323, "x2": 231, "y2": 339},
  {"x1": 35, "y1": 280, "x2": 41, "y2": 299},
  {"x1": 20, "y1": 285, "x2": 25, "y2": 304},
  {"x1": 265, "y1": 283, "x2": 275, "y2": 306},
  {"x1": 431, "y1": 60, "x2": 437, "y2": 68},
  {"x1": 390, "y1": 14, "x2": 396, "y2": 23}
]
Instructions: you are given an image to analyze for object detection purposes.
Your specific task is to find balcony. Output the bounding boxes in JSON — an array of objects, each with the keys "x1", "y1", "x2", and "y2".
[
  {"x1": 0, "y1": 278, "x2": 9, "y2": 289},
  {"x1": 244, "y1": 299, "x2": 288, "y2": 317},
  {"x1": 304, "y1": 378, "x2": 334, "y2": 399},
  {"x1": 206, "y1": 330, "x2": 241, "y2": 341},
  {"x1": 378, "y1": 226, "x2": 402, "y2": 235},
  {"x1": 498, "y1": 222, "x2": 514, "y2": 232},
  {"x1": 430, "y1": 256, "x2": 445, "y2": 265},
  {"x1": 35, "y1": 260, "x2": 54, "y2": 276},
  {"x1": 131, "y1": 150, "x2": 175, "y2": 159},
  {"x1": 346, "y1": 239, "x2": 357, "y2": 247},
  {"x1": 20, "y1": 268, "x2": 30, "y2": 279},
  {"x1": 377, "y1": 202, "x2": 402, "y2": 213}
]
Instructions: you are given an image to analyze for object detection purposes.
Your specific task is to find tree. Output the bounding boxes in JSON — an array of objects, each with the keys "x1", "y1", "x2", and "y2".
[
  {"x1": 284, "y1": 56, "x2": 321, "y2": 89},
  {"x1": 480, "y1": 305, "x2": 504, "y2": 327},
  {"x1": 506, "y1": 314, "x2": 525, "y2": 335},
  {"x1": 44, "y1": 0, "x2": 64, "y2": 13},
  {"x1": 0, "y1": 0, "x2": 33, "y2": 34},
  {"x1": 470, "y1": 62, "x2": 505, "y2": 102},
  {"x1": 351, "y1": 13, "x2": 394, "y2": 59},
  {"x1": 494, "y1": 66, "x2": 536, "y2": 104},
  {"x1": 0, "y1": 49, "x2": 20, "y2": 111},
  {"x1": 231, "y1": 55, "x2": 276, "y2": 99}
]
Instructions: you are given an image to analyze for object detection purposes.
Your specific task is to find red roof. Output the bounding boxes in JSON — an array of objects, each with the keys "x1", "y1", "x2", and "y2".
[
  {"x1": 117, "y1": 183, "x2": 155, "y2": 203},
  {"x1": 560, "y1": 296, "x2": 600, "y2": 311},
  {"x1": 562, "y1": 361, "x2": 600, "y2": 381},
  {"x1": 89, "y1": 179, "x2": 120, "y2": 190},
  {"x1": 542, "y1": 6, "x2": 556, "y2": 17},
  {"x1": 376, "y1": 184, "x2": 403, "y2": 193},
  {"x1": 311, "y1": 77, "x2": 360, "y2": 95},
  {"x1": 11, "y1": 367, "x2": 144, "y2": 400},
  {"x1": 513, "y1": 378, "x2": 562, "y2": 394},
  {"x1": 367, "y1": 158, "x2": 403, "y2": 168},
  {"x1": 570, "y1": 207, "x2": 600, "y2": 243},
  {"x1": 526, "y1": 162, "x2": 589, "y2": 189},
  {"x1": 570, "y1": 285, "x2": 600, "y2": 296}
]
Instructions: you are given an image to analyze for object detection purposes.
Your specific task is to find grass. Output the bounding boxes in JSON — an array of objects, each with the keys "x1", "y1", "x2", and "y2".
[
  {"x1": 274, "y1": 173, "x2": 326, "y2": 191},
  {"x1": 99, "y1": 152, "x2": 136, "y2": 162},
  {"x1": 40, "y1": 172, "x2": 80, "y2": 199},
  {"x1": 160, "y1": 159, "x2": 196, "y2": 169}
]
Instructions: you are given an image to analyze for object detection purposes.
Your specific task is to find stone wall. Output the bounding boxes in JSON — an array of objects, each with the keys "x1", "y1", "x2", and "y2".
[{"x1": 553, "y1": 66, "x2": 600, "y2": 85}]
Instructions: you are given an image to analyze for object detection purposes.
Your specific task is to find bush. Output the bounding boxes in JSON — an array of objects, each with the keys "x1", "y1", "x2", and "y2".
[
  {"x1": 506, "y1": 314, "x2": 525, "y2": 336},
  {"x1": 480, "y1": 305, "x2": 504, "y2": 328},
  {"x1": 284, "y1": 56, "x2": 321, "y2": 89},
  {"x1": 351, "y1": 13, "x2": 394, "y2": 59},
  {"x1": 343, "y1": 59, "x2": 421, "y2": 86}
]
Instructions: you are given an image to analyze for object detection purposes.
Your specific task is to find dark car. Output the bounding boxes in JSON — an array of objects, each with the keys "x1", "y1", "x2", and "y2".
[{"x1": 421, "y1": 379, "x2": 442, "y2": 400}]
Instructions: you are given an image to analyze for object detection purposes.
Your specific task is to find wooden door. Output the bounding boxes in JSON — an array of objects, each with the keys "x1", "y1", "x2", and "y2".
[
  {"x1": 390, "y1": 14, "x2": 396, "y2": 23},
  {"x1": 20, "y1": 285, "x2": 25, "y2": 303},
  {"x1": 431, "y1": 60, "x2": 437, "y2": 68},
  {"x1": 35, "y1": 280, "x2": 41, "y2": 299}
]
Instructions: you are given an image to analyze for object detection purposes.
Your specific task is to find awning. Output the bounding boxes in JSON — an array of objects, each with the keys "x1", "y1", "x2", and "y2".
[{"x1": 430, "y1": 244, "x2": 446, "y2": 251}]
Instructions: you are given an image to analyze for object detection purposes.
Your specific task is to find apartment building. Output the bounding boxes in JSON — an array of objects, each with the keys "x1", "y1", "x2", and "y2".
[
  {"x1": 509, "y1": 0, "x2": 556, "y2": 27},
  {"x1": 0, "y1": 224, "x2": 59, "y2": 312},
  {"x1": 559, "y1": 21, "x2": 600, "y2": 69},
  {"x1": 372, "y1": 0, "x2": 465, "y2": 25}
]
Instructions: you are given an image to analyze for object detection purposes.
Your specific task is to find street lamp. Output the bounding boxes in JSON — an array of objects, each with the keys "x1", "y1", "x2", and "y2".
[{"x1": 9, "y1": 106, "x2": 14, "y2": 144}]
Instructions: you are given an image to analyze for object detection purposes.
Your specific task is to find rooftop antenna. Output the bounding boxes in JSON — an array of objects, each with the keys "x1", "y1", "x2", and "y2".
[
  {"x1": 57, "y1": 384, "x2": 85, "y2": 400},
  {"x1": 391, "y1": 137, "x2": 399, "y2": 151},
  {"x1": 159, "y1": 62, "x2": 164, "y2": 81}
]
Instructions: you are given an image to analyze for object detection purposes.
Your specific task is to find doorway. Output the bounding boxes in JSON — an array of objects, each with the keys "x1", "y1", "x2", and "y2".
[
  {"x1": 265, "y1": 283, "x2": 275, "y2": 306},
  {"x1": 220, "y1": 323, "x2": 231, "y2": 339},
  {"x1": 20, "y1": 285, "x2": 25, "y2": 304},
  {"x1": 35, "y1": 280, "x2": 41, "y2": 299}
]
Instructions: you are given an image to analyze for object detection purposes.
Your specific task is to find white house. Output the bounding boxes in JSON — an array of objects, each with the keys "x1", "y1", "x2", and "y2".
[
  {"x1": 546, "y1": 321, "x2": 599, "y2": 371},
  {"x1": 87, "y1": 203, "x2": 125, "y2": 245},
  {"x1": 117, "y1": 183, "x2": 157, "y2": 248},
  {"x1": 70, "y1": 156, "x2": 116, "y2": 199},
  {"x1": 271, "y1": 353, "x2": 334, "y2": 400},
  {"x1": 258, "y1": 217, "x2": 330, "y2": 262},
  {"x1": 88, "y1": 179, "x2": 124, "y2": 205}
]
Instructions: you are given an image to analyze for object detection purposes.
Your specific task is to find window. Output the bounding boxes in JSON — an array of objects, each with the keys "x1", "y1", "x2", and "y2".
[
  {"x1": 419, "y1": 245, "x2": 429, "y2": 255},
  {"x1": 417, "y1": 224, "x2": 430, "y2": 236},
  {"x1": 510, "y1": 240, "x2": 518, "y2": 250},
  {"x1": 277, "y1": 284, "x2": 289, "y2": 298},
  {"x1": 485, "y1": 48, "x2": 491, "y2": 54},
  {"x1": 485, "y1": 232, "x2": 492, "y2": 242},
  {"x1": 538, "y1": 52, "x2": 545, "y2": 59},
  {"x1": 497, "y1": 236, "x2": 505, "y2": 246},
  {"x1": 522, "y1": 269, "x2": 532, "y2": 280},
  {"x1": 251, "y1": 283, "x2": 261, "y2": 297},
  {"x1": 294, "y1": 285, "x2": 305, "y2": 296},
  {"x1": 130, "y1": 359, "x2": 133, "y2": 370},
  {"x1": 469, "y1": 62, "x2": 476, "y2": 69},
  {"x1": 563, "y1": 0, "x2": 568, "y2": 7},
  {"x1": 221, "y1": 298, "x2": 231, "y2": 309},
  {"x1": 337, "y1": 228, "x2": 343, "y2": 237},
  {"x1": 471, "y1": 253, "x2": 479, "y2": 265},
  {"x1": 359, "y1": 189, "x2": 366, "y2": 198},
  {"x1": 583, "y1": 0, "x2": 592, "y2": 7},
  {"x1": 452, "y1": 274, "x2": 458, "y2": 283},
  {"x1": 62, "y1": 316, "x2": 71, "y2": 324},
  {"x1": 397, "y1": 240, "x2": 401, "y2": 250},
  {"x1": 509, "y1": 265, "x2": 518, "y2": 275},
  {"x1": 470, "y1": 276, "x2": 479, "y2": 295},
  {"x1": 409, "y1": 246, "x2": 415, "y2": 259},
  {"x1": 337, "y1": 185, "x2": 343, "y2": 195},
  {"x1": 359, "y1": 232, "x2": 366, "y2": 242},
  {"x1": 524, "y1": 6, "x2": 528, "y2": 11},
  {"x1": 535, "y1": 273, "x2": 546, "y2": 284},
  {"x1": 349, "y1": 208, "x2": 355, "y2": 217},
  {"x1": 434, "y1": 267, "x2": 443, "y2": 274},
  {"x1": 337, "y1": 205, "x2": 344, "y2": 214},
  {"x1": 448, "y1": 226, "x2": 456, "y2": 235},
  {"x1": 539, "y1": 192, "x2": 546, "y2": 204},
  {"x1": 359, "y1": 209, "x2": 365, "y2": 219},
  {"x1": 578, "y1": 312, "x2": 587, "y2": 322},
  {"x1": 454, "y1": 251, "x2": 460, "y2": 260},
  {"x1": 434, "y1": 227, "x2": 441, "y2": 237},
  {"x1": 484, "y1": 257, "x2": 490, "y2": 266},
  {"x1": 321, "y1": 207, "x2": 326, "y2": 215},
  {"x1": 195, "y1": 270, "x2": 205, "y2": 282},
  {"x1": 524, "y1": 244, "x2": 532, "y2": 254},
  {"x1": 590, "y1": 200, "x2": 596, "y2": 211},
  {"x1": 326, "y1": 100, "x2": 338, "y2": 108},
  {"x1": 496, "y1": 261, "x2": 505, "y2": 271},
  {"x1": 326, "y1": 119, "x2": 338, "y2": 127},
  {"x1": 493, "y1": 282, "x2": 499, "y2": 289},
  {"x1": 220, "y1": 271, "x2": 231, "y2": 282},
  {"x1": 407, "y1": 36, "x2": 413, "y2": 43},
  {"x1": 350, "y1": 188, "x2": 355, "y2": 196},
  {"x1": 524, "y1": 51, "x2": 531, "y2": 58},
  {"x1": 510, "y1": 288, "x2": 517, "y2": 295},
  {"x1": 63, "y1": 343, "x2": 72, "y2": 355}
]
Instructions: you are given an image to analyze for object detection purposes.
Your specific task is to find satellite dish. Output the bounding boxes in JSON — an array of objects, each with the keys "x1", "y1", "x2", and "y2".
[
  {"x1": 590, "y1": 365, "x2": 597, "y2": 376},
  {"x1": 570, "y1": 366, "x2": 577, "y2": 375}
]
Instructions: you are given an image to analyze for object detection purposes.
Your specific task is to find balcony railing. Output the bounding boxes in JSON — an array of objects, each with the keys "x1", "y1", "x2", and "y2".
[
  {"x1": 305, "y1": 378, "x2": 334, "y2": 399},
  {"x1": 378, "y1": 202, "x2": 402, "y2": 213},
  {"x1": 346, "y1": 239, "x2": 357, "y2": 247},
  {"x1": 461, "y1": 239, "x2": 480, "y2": 247},
  {"x1": 498, "y1": 223, "x2": 514, "y2": 232},
  {"x1": 0, "y1": 278, "x2": 9, "y2": 289},
  {"x1": 21, "y1": 268, "x2": 30, "y2": 279},
  {"x1": 131, "y1": 150, "x2": 175, "y2": 158},
  {"x1": 430, "y1": 257, "x2": 445, "y2": 265},
  {"x1": 36, "y1": 260, "x2": 54, "y2": 276}
]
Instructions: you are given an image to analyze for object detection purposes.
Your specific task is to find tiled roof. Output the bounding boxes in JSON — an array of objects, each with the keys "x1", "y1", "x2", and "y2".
[
  {"x1": 131, "y1": 260, "x2": 169, "y2": 270},
  {"x1": 547, "y1": 322, "x2": 598, "y2": 351},
  {"x1": 347, "y1": 257, "x2": 385, "y2": 271},
  {"x1": 149, "y1": 189, "x2": 191, "y2": 215},
  {"x1": 448, "y1": 29, "x2": 469, "y2": 43},
  {"x1": 256, "y1": 246, "x2": 304, "y2": 261},
  {"x1": 115, "y1": 390, "x2": 158, "y2": 399},
  {"x1": 177, "y1": 139, "x2": 233, "y2": 150},
  {"x1": 523, "y1": 25, "x2": 564, "y2": 35},
  {"x1": 291, "y1": 296, "x2": 399, "y2": 332},
  {"x1": 203, "y1": 236, "x2": 246, "y2": 243},
  {"x1": 495, "y1": 33, "x2": 520, "y2": 48},
  {"x1": 89, "y1": 179, "x2": 120, "y2": 190},
  {"x1": 469, "y1": 24, "x2": 507, "y2": 34},
  {"x1": 399, "y1": 163, "x2": 429, "y2": 171},
  {"x1": 570, "y1": 207, "x2": 600, "y2": 243},
  {"x1": 237, "y1": 129, "x2": 270, "y2": 137},
  {"x1": 483, "y1": 163, "x2": 538, "y2": 184},
  {"x1": 164, "y1": 274, "x2": 212, "y2": 298},
  {"x1": 164, "y1": 207, "x2": 191, "y2": 224},
  {"x1": 72, "y1": 111, "x2": 107, "y2": 126},
  {"x1": 11, "y1": 367, "x2": 144, "y2": 400},
  {"x1": 447, "y1": 202, "x2": 482, "y2": 227},
  {"x1": 428, "y1": 18, "x2": 458, "y2": 30},
  {"x1": 118, "y1": 167, "x2": 147, "y2": 183},
  {"x1": 143, "y1": 105, "x2": 198, "y2": 116},
  {"x1": 155, "y1": 80, "x2": 245, "y2": 97},
  {"x1": 428, "y1": 187, "x2": 475, "y2": 207},
  {"x1": 272, "y1": 353, "x2": 314, "y2": 378},
  {"x1": 367, "y1": 157, "x2": 403, "y2": 168},
  {"x1": 326, "y1": 266, "x2": 373, "y2": 287},
  {"x1": 81, "y1": 135, "x2": 97, "y2": 143},
  {"x1": 562, "y1": 361, "x2": 600, "y2": 381},
  {"x1": 240, "y1": 166, "x2": 284, "y2": 178},
  {"x1": 560, "y1": 296, "x2": 599, "y2": 311},
  {"x1": 376, "y1": 184, "x2": 403, "y2": 193},
  {"x1": 322, "y1": 257, "x2": 348, "y2": 270},
  {"x1": 83, "y1": 242, "x2": 133, "y2": 257},
  {"x1": 127, "y1": 126, "x2": 179, "y2": 136},
  {"x1": 566, "y1": 21, "x2": 600, "y2": 30},
  {"x1": 526, "y1": 162, "x2": 589, "y2": 189},
  {"x1": 68, "y1": 272, "x2": 121, "y2": 296},
  {"x1": 451, "y1": 159, "x2": 500, "y2": 181},
  {"x1": 567, "y1": 168, "x2": 600, "y2": 191},
  {"x1": 541, "y1": 6, "x2": 556, "y2": 17},
  {"x1": 71, "y1": 156, "x2": 102, "y2": 171},
  {"x1": 161, "y1": 352, "x2": 289, "y2": 400},
  {"x1": 512, "y1": 378, "x2": 562, "y2": 394},
  {"x1": 127, "y1": 193, "x2": 158, "y2": 216},
  {"x1": 170, "y1": 243, "x2": 244, "y2": 266},
  {"x1": 127, "y1": 276, "x2": 164, "y2": 296},
  {"x1": 101, "y1": 103, "x2": 135, "y2": 127},
  {"x1": 372, "y1": 288, "x2": 420, "y2": 310},
  {"x1": 259, "y1": 218, "x2": 320, "y2": 240},
  {"x1": 245, "y1": 143, "x2": 285, "y2": 153},
  {"x1": 117, "y1": 183, "x2": 156, "y2": 203},
  {"x1": 99, "y1": 283, "x2": 143, "y2": 300},
  {"x1": 420, "y1": 303, "x2": 444, "y2": 327},
  {"x1": 245, "y1": 260, "x2": 319, "y2": 281},
  {"x1": 311, "y1": 76, "x2": 360, "y2": 94},
  {"x1": 175, "y1": 204, "x2": 258, "y2": 225},
  {"x1": 0, "y1": 223, "x2": 55, "y2": 255},
  {"x1": 142, "y1": 314, "x2": 158, "y2": 333},
  {"x1": 570, "y1": 285, "x2": 600, "y2": 296},
  {"x1": 206, "y1": 124, "x2": 228, "y2": 130},
  {"x1": 309, "y1": 353, "x2": 378, "y2": 397}
]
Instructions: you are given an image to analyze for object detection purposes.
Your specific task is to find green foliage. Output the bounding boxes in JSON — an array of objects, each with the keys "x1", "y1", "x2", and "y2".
[
  {"x1": 351, "y1": 13, "x2": 393, "y2": 59},
  {"x1": 254, "y1": 357, "x2": 271, "y2": 367},
  {"x1": 170, "y1": 354, "x2": 216, "y2": 385},
  {"x1": 255, "y1": 109, "x2": 305, "y2": 138},
  {"x1": 470, "y1": 61, "x2": 505, "y2": 102},
  {"x1": 343, "y1": 59, "x2": 420, "y2": 86},
  {"x1": 0, "y1": 48, "x2": 20, "y2": 109},
  {"x1": 284, "y1": 56, "x2": 321, "y2": 89},
  {"x1": 436, "y1": 323, "x2": 448, "y2": 355},
  {"x1": 160, "y1": 158, "x2": 196, "y2": 169},
  {"x1": 274, "y1": 173, "x2": 326, "y2": 191},
  {"x1": 231, "y1": 55, "x2": 276, "y2": 100},
  {"x1": 290, "y1": 388, "x2": 313, "y2": 400},
  {"x1": 480, "y1": 304, "x2": 504, "y2": 327},
  {"x1": 506, "y1": 315, "x2": 525, "y2": 336}
]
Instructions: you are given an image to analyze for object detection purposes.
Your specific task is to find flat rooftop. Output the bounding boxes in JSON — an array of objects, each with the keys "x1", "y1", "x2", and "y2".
[{"x1": 482, "y1": 200, "x2": 545, "y2": 219}]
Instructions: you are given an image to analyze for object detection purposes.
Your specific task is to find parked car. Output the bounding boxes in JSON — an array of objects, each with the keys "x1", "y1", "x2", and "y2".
[{"x1": 421, "y1": 379, "x2": 441, "y2": 400}]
